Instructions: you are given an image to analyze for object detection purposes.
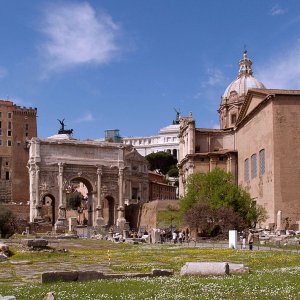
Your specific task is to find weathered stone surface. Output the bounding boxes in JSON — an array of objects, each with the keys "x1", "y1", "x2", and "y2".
[
  {"x1": 41, "y1": 269, "x2": 174, "y2": 283},
  {"x1": 180, "y1": 262, "x2": 229, "y2": 276},
  {"x1": 152, "y1": 269, "x2": 173, "y2": 276},
  {"x1": 0, "y1": 296, "x2": 16, "y2": 300},
  {"x1": 228, "y1": 263, "x2": 249, "y2": 274},
  {"x1": 0, "y1": 253, "x2": 8, "y2": 261},
  {"x1": 180, "y1": 262, "x2": 249, "y2": 276},
  {"x1": 22, "y1": 239, "x2": 48, "y2": 248},
  {"x1": 41, "y1": 271, "x2": 78, "y2": 283},
  {"x1": 0, "y1": 243, "x2": 9, "y2": 253},
  {"x1": 43, "y1": 292, "x2": 55, "y2": 300},
  {"x1": 77, "y1": 271, "x2": 104, "y2": 281}
]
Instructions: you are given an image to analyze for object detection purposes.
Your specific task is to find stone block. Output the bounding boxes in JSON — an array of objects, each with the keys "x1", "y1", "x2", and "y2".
[
  {"x1": 180, "y1": 262, "x2": 229, "y2": 276},
  {"x1": 0, "y1": 296, "x2": 16, "y2": 300},
  {"x1": 0, "y1": 253, "x2": 7, "y2": 261},
  {"x1": 43, "y1": 292, "x2": 55, "y2": 300},
  {"x1": 22, "y1": 239, "x2": 48, "y2": 248},
  {"x1": 77, "y1": 271, "x2": 104, "y2": 281},
  {"x1": 180, "y1": 262, "x2": 249, "y2": 276},
  {"x1": 228, "y1": 263, "x2": 249, "y2": 274},
  {"x1": 41, "y1": 271, "x2": 78, "y2": 283},
  {"x1": 152, "y1": 269, "x2": 174, "y2": 277}
]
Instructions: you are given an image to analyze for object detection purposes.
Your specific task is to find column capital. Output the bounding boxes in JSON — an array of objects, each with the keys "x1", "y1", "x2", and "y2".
[
  {"x1": 119, "y1": 167, "x2": 125, "y2": 176},
  {"x1": 97, "y1": 165, "x2": 103, "y2": 175}
]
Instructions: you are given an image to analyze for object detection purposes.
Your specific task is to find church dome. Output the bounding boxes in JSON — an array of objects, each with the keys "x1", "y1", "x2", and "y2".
[{"x1": 222, "y1": 50, "x2": 265, "y2": 102}]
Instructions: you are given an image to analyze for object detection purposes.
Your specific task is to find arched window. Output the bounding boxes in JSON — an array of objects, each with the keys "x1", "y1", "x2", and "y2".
[
  {"x1": 259, "y1": 149, "x2": 265, "y2": 175},
  {"x1": 251, "y1": 154, "x2": 257, "y2": 179},
  {"x1": 244, "y1": 158, "x2": 249, "y2": 181}
]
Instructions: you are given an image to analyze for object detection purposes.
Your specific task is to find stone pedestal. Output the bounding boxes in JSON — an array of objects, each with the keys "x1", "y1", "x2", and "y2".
[
  {"x1": 117, "y1": 217, "x2": 126, "y2": 230},
  {"x1": 55, "y1": 219, "x2": 67, "y2": 233},
  {"x1": 229, "y1": 230, "x2": 238, "y2": 249},
  {"x1": 96, "y1": 217, "x2": 105, "y2": 226}
]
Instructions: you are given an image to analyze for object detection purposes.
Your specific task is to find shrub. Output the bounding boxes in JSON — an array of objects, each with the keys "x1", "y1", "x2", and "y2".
[{"x1": 0, "y1": 206, "x2": 16, "y2": 238}]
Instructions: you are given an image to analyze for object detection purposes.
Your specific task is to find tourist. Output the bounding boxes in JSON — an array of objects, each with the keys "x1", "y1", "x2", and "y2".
[
  {"x1": 172, "y1": 231, "x2": 177, "y2": 244},
  {"x1": 248, "y1": 230, "x2": 254, "y2": 250},
  {"x1": 178, "y1": 231, "x2": 183, "y2": 244},
  {"x1": 242, "y1": 231, "x2": 246, "y2": 249}
]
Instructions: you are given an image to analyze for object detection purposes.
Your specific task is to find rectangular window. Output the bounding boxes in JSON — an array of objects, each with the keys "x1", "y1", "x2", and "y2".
[
  {"x1": 25, "y1": 132, "x2": 28, "y2": 137},
  {"x1": 8, "y1": 121, "x2": 11, "y2": 129},
  {"x1": 7, "y1": 131, "x2": 11, "y2": 137},
  {"x1": 0, "y1": 112, "x2": 2, "y2": 118},
  {"x1": 244, "y1": 158, "x2": 249, "y2": 181},
  {"x1": 259, "y1": 149, "x2": 265, "y2": 175},
  {"x1": 6, "y1": 171, "x2": 9, "y2": 180},
  {"x1": 25, "y1": 124, "x2": 29, "y2": 130},
  {"x1": 251, "y1": 154, "x2": 257, "y2": 179},
  {"x1": 0, "y1": 121, "x2": 2, "y2": 128},
  {"x1": 7, "y1": 140, "x2": 11, "y2": 146},
  {"x1": 0, "y1": 140, "x2": 2, "y2": 146},
  {"x1": 0, "y1": 129, "x2": 2, "y2": 136},
  {"x1": 8, "y1": 112, "x2": 12, "y2": 119}
]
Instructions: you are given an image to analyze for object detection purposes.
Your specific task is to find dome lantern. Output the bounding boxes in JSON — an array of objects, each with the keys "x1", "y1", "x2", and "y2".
[{"x1": 219, "y1": 50, "x2": 266, "y2": 129}]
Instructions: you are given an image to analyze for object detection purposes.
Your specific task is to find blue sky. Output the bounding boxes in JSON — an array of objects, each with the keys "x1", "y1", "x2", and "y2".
[{"x1": 0, "y1": 0, "x2": 300, "y2": 139}]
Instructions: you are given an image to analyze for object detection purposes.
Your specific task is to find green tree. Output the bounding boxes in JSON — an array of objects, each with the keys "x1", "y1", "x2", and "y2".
[
  {"x1": 180, "y1": 168, "x2": 266, "y2": 228},
  {"x1": 0, "y1": 206, "x2": 16, "y2": 238},
  {"x1": 167, "y1": 165, "x2": 179, "y2": 177},
  {"x1": 146, "y1": 151, "x2": 177, "y2": 175},
  {"x1": 66, "y1": 191, "x2": 83, "y2": 210}
]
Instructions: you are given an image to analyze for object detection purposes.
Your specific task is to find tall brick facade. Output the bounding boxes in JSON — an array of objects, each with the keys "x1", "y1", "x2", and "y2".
[{"x1": 0, "y1": 100, "x2": 37, "y2": 204}]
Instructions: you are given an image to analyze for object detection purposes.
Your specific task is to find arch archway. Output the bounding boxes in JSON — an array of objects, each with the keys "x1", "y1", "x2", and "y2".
[{"x1": 66, "y1": 177, "x2": 95, "y2": 226}]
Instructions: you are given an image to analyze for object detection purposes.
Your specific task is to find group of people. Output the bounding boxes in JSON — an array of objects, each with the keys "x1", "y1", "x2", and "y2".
[
  {"x1": 241, "y1": 230, "x2": 254, "y2": 250},
  {"x1": 171, "y1": 230, "x2": 189, "y2": 244}
]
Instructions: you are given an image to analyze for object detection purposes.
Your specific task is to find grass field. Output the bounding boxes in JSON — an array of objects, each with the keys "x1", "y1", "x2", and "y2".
[{"x1": 0, "y1": 239, "x2": 299, "y2": 299}]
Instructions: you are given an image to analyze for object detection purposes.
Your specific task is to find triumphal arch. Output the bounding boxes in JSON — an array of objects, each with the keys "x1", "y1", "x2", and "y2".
[{"x1": 28, "y1": 135, "x2": 149, "y2": 231}]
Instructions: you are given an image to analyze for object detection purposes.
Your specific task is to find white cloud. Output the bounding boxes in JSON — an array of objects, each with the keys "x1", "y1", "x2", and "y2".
[
  {"x1": 212, "y1": 123, "x2": 220, "y2": 129},
  {"x1": 0, "y1": 66, "x2": 7, "y2": 79},
  {"x1": 202, "y1": 68, "x2": 224, "y2": 87},
  {"x1": 74, "y1": 112, "x2": 95, "y2": 123},
  {"x1": 270, "y1": 5, "x2": 288, "y2": 16},
  {"x1": 257, "y1": 41, "x2": 300, "y2": 89},
  {"x1": 39, "y1": 2, "x2": 120, "y2": 72}
]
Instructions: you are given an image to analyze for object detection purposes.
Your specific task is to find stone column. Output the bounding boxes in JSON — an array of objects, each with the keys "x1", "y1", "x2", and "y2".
[
  {"x1": 209, "y1": 157, "x2": 217, "y2": 171},
  {"x1": 28, "y1": 163, "x2": 36, "y2": 222},
  {"x1": 55, "y1": 162, "x2": 66, "y2": 232},
  {"x1": 129, "y1": 180, "x2": 132, "y2": 200},
  {"x1": 96, "y1": 166, "x2": 104, "y2": 226},
  {"x1": 34, "y1": 165, "x2": 43, "y2": 222},
  {"x1": 117, "y1": 167, "x2": 126, "y2": 229}
]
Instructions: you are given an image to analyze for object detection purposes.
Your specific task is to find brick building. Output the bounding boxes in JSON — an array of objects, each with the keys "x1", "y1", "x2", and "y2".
[
  {"x1": 149, "y1": 171, "x2": 177, "y2": 201},
  {"x1": 0, "y1": 100, "x2": 37, "y2": 204}
]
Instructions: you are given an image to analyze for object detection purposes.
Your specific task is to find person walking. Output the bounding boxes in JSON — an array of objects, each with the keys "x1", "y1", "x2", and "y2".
[{"x1": 248, "y1": 230, "x2": 254, "y2": 250}]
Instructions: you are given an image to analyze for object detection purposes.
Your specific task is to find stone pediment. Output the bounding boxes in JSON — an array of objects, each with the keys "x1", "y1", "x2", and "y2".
[
  {"x1": 125, "y1": 149, "x2": 146, "y2": 163},
  {"x1": 236, "y1": 89, "x2": 268, "y2": 125}
]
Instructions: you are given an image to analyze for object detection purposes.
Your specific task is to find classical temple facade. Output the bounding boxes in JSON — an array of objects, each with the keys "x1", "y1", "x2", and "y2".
[
  {"x1": 178, "y1": 50, "x2": 300, "y2": 229},
  {"x1": 28, "y1": 135, "x2": 149, "y2": 231}
]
